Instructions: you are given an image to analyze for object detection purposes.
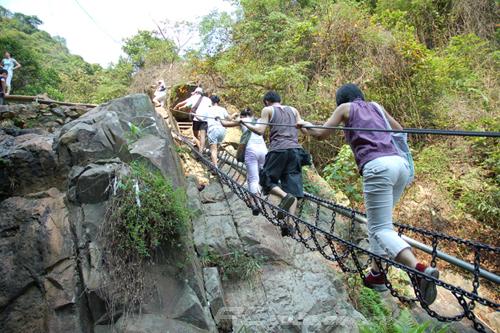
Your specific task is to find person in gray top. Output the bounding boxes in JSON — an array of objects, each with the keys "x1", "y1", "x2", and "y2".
[{"x1": 241, "y1": 91, "x2": 310, "y2": 236}]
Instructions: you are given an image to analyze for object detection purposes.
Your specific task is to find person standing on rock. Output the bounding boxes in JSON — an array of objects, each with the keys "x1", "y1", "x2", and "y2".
[
  {"x1": 152, "y1": 80, "x2": 166, "y2": 107},
  {"x1": 1, "y1": 52, "x2": 21, "y2": 95},
  {"x1": 0, "y1": 69, "x2": 7, "y2": 105},
  {"x1": 173, "y1": 87, "x2": 211, "y2": 153},
  {"x1": 220, "y1": 107, "x2": 268, "y2": 216},
  {"x1": 241, "y1": 91, "x2": 311, "y2": 236},
  {"x1": 298, "y1": 83, "x2": 439, "y2": 305},
  {"x1": 197, "y1": 95, "x2": 229, "y2": 166}
]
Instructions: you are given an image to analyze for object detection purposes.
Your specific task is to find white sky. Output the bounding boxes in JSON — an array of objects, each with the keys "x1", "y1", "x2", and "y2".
[{"x1": 1, "y1": 0, "x2": 234, "y2": 66}]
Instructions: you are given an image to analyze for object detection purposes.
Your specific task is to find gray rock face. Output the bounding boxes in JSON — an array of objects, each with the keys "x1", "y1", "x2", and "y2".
[
  {"x1": 0, "y1": 94, "x2": 211, "y2": 333},
  {"x1": 56, "y1": 94, "x2": 184, "y2": 187},
  {"x1": 222, "y1": 250, "x2": 363, "y2": 333},
  {"x1": 0, "y1": 188, "x2": 90, "y2": 333},
  {"x1": 192, "y1": 182, "x2": 242, "y2": 255},
  {"x1": 204, "y1": 267, "x2": 231, "y2": 331},
  {"x1": 191, "y1": 181, "x2": 365, "y2": 332},
  {"x1": 0, "y1": 103, "x2": 90, "y2": 133},
  {"x1": 68, "y1": 162, "x2": 123, "y2": 204},
  {"x1": 0, "y1": 131, "x2": 63, "y2": 199}
]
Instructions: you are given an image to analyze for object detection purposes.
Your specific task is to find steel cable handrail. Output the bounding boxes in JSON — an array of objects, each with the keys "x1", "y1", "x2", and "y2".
[{"x1": 170, "y1": 108, "x2": 500, "y2": 138}]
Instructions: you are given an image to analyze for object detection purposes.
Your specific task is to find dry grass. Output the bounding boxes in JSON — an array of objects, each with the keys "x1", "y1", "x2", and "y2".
[{"x1": 128, "y1": 62, "x2": 191, "y2": 97}]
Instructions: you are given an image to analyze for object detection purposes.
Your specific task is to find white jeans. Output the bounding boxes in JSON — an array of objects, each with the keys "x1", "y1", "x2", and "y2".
[
  {"x1": 363, "y1": 155, "x2": 410, "y2": 258},
  {"x1": 6, "y1": 70, "x2": 13, "y2": 87},
  {"x1": 245, "y1": 143, "x2": 267, "y2": 194}
]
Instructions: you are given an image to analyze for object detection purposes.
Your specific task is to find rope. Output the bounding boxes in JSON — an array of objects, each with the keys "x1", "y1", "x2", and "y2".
[{"x1": 171, "y1": 108, "x2": 500, "y2": 138}]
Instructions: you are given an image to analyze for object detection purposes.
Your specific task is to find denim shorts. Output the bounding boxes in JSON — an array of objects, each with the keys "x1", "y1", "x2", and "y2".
[{"x1": 207, "y1": 127, "x2": 226, "y2": 145}]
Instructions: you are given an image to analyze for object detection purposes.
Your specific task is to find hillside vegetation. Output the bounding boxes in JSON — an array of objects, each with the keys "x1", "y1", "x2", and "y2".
[
  {"x1": 184, "y1": 0, "x2": 499, "y2": 251},
  {"x1": 2, "y1": 1, "x2": 498, "y2": 254}
]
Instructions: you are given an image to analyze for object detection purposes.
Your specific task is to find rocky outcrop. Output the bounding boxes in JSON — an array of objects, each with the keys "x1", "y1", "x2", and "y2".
[
  {"x1": 0, "y1": 103, "x2": 90, "y2": 132},
  {"x1": 0, "y1": 93, "x2": 371, "y2": 333},
  {"x1": 190, "y1": 180, "x2": 365, "y2": 332},
  {"x1": 0, "y1": 94, "x2": 214, "y2": 333},
  {"x1": 0, "y1": 188, "x2": 91, "y2": 333},
  {"x1": 0, "y1": 130, "x2": 63, "y2": 199},
  {"x1": 56, "y1": 94, "x2": 184, "y2": 187}
]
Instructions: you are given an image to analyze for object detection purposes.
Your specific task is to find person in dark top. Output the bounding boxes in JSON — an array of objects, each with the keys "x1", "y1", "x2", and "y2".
[
  {"x1": 242, "y1": 91, "x2": 310, "y2": 236},
  {"x1": 299, "y1": 83, "x2": 439, "y2": 305},
  {"x1": 0, "y1": 69, "x2": 7, "y2": 105}
]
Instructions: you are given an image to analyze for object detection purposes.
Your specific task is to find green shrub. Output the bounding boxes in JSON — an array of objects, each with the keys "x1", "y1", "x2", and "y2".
[
  {"x1": 415, "y1": 145, "x2": 451, "y2": 179},
  {"x1": 109, "y1": 161, "x2": 190, "y2": 258},
  {"x1": 323, "y1": 145, "x2": 363, "y2": 204},
  {"x1": 200, "y1": 247, "x2": 265, "y2": 281},
  {"x1": 302, "y1": 166, "x2": 323, "y2": 196},
  {"x1": 347, "y1": 274, "x2": 449, "y2": 333}
]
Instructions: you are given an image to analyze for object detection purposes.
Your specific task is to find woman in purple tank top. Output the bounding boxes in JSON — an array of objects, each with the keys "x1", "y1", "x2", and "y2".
[{"x1": 300, "y1": 84, "x2": 439, "y2": 305}]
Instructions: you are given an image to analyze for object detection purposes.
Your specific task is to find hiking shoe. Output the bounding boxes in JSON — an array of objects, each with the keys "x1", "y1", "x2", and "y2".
[
  {"x1": 415, "y1": 263, "x2": 439, "y2": 305},
  {"x1": 363, "y1": 270, "x2": 388, "y2": 292},
  {"x1": 251, "y1": 206, "x2": 260, "y2": 216},
  {"x1": 277, "y1": 194, "x2": 296, "y2": 219},
  {"x1": 280, "y1": 223, "x2": 296, "y2": 237}
]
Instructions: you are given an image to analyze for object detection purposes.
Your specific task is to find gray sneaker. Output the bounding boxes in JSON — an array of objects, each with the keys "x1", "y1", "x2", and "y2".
[{"x1": 417, "y1": 266, "x2": 440, "y2": 305}]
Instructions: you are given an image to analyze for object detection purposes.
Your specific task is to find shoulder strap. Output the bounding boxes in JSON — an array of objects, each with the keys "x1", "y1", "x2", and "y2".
[
  {"x1": 371, "y1": 102, "x2": 391, "y2": 130},
  {"x1": 191, "y1": 96, "x2": 204, "y2": 113}
]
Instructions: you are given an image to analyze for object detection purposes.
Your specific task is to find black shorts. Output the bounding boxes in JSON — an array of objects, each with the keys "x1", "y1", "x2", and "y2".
[
  {"x1": 192, "y1": 120, "x2": 208, "y2": 131},
  {"x1": 259, "y1": 148, "x2": 311, "y2": 198}
]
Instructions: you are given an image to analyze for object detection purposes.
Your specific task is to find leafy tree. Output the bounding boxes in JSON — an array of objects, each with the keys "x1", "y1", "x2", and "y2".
[
  {"x1": 0, "y1": 5, "x2": 132, "y2": 103},
  {"x1": 198, "y1": 10, "x2": 234, "y2": 56},
  {"x1": 122, "y1": 30, "x2": 178, "y2": 68}
]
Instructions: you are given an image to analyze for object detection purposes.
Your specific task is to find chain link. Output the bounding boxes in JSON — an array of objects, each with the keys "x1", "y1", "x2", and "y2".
[{"x1": 174, "y1": 133, "x2": 499, "y2": 331}]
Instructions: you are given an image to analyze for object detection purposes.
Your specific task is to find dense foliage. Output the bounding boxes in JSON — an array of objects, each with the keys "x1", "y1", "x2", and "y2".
[
  {"x1": 191, "y1": 0, "x2": 498, "y2": 160},
  {"x1": 189, "y1": 0, "x2": 499, "y2": 229},
  {"x1": 108, "y1": 161, "x2": 190, "y2": 258}
]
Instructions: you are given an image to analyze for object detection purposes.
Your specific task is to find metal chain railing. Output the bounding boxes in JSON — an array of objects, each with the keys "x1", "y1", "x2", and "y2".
[{"x1": 173, "y1": 132, "x2": 498, "y2": 332}]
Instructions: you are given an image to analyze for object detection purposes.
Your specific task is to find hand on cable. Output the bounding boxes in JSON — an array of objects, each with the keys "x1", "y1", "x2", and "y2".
[
  {"x1": 296, "y1": 120, "x2": 310, "y2": 129},
  {"x1": 215, "y1": 116, "x2": 221, "y2": 122}
]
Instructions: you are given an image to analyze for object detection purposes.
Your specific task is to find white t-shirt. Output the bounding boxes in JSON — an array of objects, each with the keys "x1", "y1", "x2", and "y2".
[
  {"x1": 198, "y1": 105, "x2": 229, "y2": 131},
  {"x1": 184, "y1": 94, "x2": 212, "y2": 121},
  {"x1": 241, "y1": 117, "x2": 266, "y2": 145}
]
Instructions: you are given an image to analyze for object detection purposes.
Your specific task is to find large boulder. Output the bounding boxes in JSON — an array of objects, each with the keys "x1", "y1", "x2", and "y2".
[
  {"x1": 0, "y1": 94, "x2": 212, "y2": 333},
  {"x1": 56, "y1": 94, "x2": 184, "y2": 188},
  {"x1": 0, "y1": 131, "x2": 63, "y2": 200}
]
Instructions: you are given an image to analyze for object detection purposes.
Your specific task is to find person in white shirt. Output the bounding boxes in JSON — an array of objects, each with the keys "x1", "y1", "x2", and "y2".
[
  {"x1": 1, "y1": 51, "x2": 21, "y2": 95},
  {"x1": 197, "y1": 95, "x2": 229, "y2": 166},
  {"x1": 152, "y1": 80, "x2": 166, "y2": 107},
  {"x1": 221, "y1": 108, "x2": 268, "y2": 215},
  {"x1": 173, "y1": 87, "x2": 211, "y2": 152}
]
